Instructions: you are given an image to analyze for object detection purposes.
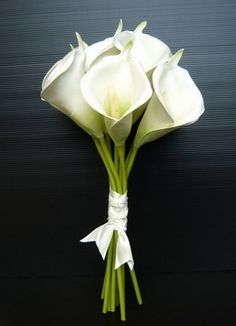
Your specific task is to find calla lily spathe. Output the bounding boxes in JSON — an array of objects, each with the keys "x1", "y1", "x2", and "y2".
[
  {"x1": 84, "y1": 19, "x2": 123, "y2": 71},
  {"x1": 114, "y1": 21, "x2": 172, "y2": 73},
  {"x1": 41, "y1": 34, "x2": 104, "y2": 138},
  {"x1": 80, "y1": 43, "x2": 153, "y2": 146},
  {"x1": 134, "y1": 50, "x2": 205, "y2": 148}
]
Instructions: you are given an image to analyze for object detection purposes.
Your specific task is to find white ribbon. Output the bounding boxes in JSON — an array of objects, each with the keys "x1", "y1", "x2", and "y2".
[{"x1": 80, "y1": 190, "x2": 134, "y2": 270}]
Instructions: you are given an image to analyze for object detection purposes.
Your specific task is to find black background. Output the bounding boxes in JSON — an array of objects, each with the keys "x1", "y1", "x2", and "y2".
[{"x1": 1, "y1": 0, "x2": 236, "y2": 325}]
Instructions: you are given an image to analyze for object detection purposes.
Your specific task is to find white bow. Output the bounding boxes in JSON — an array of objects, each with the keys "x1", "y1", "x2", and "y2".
[{"x1": 80, "y1": 190, "x2": 134, "y2": 270}]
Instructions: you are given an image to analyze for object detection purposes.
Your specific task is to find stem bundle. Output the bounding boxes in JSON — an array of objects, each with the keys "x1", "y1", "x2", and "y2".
[{"x1": 92, "y1": 136, "x2": 141, "y2": 321}]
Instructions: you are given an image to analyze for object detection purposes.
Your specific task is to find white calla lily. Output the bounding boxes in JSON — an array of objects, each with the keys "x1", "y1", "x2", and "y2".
[
  {"x1": 40, "y1": 33, "x2": 104, "y2": 138},
  {"x1": 134, "y1": 49, "x2": 205, "y2": 148},
  {"x1": 114, "y1": 21, "x2": 172, "y2": 72},
  {"x1": 85, "y1": 19, "x2": 123, "y2": 71},
  {"x1": 80, "y1": 42, "x2": 153, "y2": 146}
]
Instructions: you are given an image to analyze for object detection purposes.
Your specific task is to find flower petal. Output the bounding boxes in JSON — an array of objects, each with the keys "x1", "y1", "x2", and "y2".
[
  {"x1": 105, "y1": 113, "x2": 133, "y2": 146},
  {"x1": 41, "y1": 38, "x2": 104, "y2": 138},
  {"x1": 41, "y1": 50, "x2": 75, "y2": 91},
  {"x1": 114, "y1": 21, "x2": 172, "y2": 72},
  {"x1": 134, "y1": 93, "x2": 175, "y2": 147},
  {"x1": 85, "y1": 19, "x2": 123, "y2": 70},
  {"x1": 153, "y1": 50, "x2": 205, "y2": 125}
]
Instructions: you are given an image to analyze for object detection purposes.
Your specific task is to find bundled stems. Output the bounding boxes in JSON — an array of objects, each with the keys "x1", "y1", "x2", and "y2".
[
  {"x1": 93, "y1": 136, "x2": 142, "y2": 321},
  {"x1": 93, "y1": 137, "x2": 116, "y2": 191}
]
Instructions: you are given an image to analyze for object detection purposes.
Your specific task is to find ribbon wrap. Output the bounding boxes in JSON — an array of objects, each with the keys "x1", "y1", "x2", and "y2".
[{"x1": 80, "y1": 190, "x2": 134, "y2": 270}]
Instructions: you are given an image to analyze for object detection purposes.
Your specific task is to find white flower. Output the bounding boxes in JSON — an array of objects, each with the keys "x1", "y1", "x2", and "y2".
[
  {"x1": 134, "y1": 49, "x2": 205, "y2": 148},
  {"x1": 80, "y1": 42, "x2": 153, "y2": 146},
  {"x1": 114, "y1": 21, "x2": 172, "y2": 72},
  {"x1": 40, "y1": 33, "x2": 104, "y2": 138}
]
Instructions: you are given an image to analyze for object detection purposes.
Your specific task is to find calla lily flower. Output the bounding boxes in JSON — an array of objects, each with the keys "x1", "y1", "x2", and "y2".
[
  {"x1": 134, "y1": 49, "x2": 205, "y2": 148},
  {"x1": 84, "y1": 19, "x2": 123, "y2": 71},
  {"x1": 40, "y1": 33, "x2": 104, "y2": 138},
  {"x1": 80, "y1": 43, "x2": 153, "y2": 146},
  {"x1": 114, "y1": 21, "x2": 172, "y2": 72}
]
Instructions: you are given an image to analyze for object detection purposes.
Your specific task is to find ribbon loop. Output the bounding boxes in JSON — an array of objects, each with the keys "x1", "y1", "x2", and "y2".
[{"x1": 80, "y1": 189, "x2": 134, "y2": 270}]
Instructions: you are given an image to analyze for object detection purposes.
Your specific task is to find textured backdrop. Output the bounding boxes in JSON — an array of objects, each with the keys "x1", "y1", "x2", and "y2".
[{"x1": 0, "y1": 0, "x2": 236, "y2": 325}]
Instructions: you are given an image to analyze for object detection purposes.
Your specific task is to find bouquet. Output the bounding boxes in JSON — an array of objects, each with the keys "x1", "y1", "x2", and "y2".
[{"x1": 40, "y1": 20, "x2": 204, "y2": 321}]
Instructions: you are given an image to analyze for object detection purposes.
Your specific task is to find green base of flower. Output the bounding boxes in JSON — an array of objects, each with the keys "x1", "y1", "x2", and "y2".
[{"x1": 101, "y1": 231, "x2": 142, "y2": 321}]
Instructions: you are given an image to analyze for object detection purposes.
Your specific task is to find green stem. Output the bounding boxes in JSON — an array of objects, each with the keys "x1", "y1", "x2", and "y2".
[
  {"x1": 92, "y1": 137, "x2": 116, "y2": 192},
  {"x1": 125, "y1": 144, "x2": 132, "y2": 166},
  {"x1": 116, "y1": 144, "x2": 127, "y2": 193},
  {"x1": 104, "y1": 133, "x2": 112, "y2": 156},
  {"x1": 126, "y1": 145, "x2": 138, "y2": 180},
  {"x1": 121, "y1": 264, "x2": 125, "y2": 306},
  {"x1": 117, "y1": 266, "x2": 126, "y2": 321},
  {"x1": 99, "y1": 138, "x2": 122, "y2": 194},
  {"x1": 130, "y1": 268, "x2": 143, "y2": 305},
  {"x1": 114, "y1": 145, "x2": 119, "y2": 172},
  {"x1": 102, "y1": 235, "x2": 114, "y2": 314},
  {"x1": 110, "y1": 232, "x2": 117, "y2": 312}
]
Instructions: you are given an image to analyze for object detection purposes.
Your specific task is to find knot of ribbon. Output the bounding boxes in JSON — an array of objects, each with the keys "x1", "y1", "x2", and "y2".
[{"x1": 80, "y1": 190, "x2": 134, "y2": 270}]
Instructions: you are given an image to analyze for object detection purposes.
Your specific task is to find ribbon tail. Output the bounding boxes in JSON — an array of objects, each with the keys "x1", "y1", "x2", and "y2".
[
  {"x1": 80, "y1": 223, "x2": 114, "y2": 260},
  {"x1": 115, "y1": 231, "x2": 134, "y2": 270},
  {"x1": 80, "y1": 225, "x2": 102, "y2": 243}
]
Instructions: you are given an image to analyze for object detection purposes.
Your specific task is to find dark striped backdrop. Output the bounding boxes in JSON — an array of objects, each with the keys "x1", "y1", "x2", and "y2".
[{"x1": 0, "y1": 0, "x2": 236, "y2": 325}]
